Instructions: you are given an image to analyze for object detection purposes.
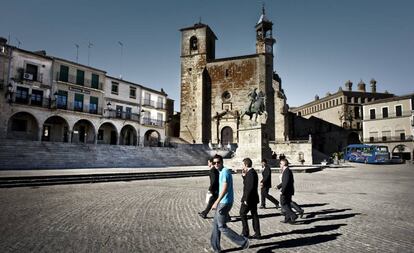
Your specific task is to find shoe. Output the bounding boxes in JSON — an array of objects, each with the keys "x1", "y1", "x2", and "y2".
[
  {"x1": 275, "y1": 203, "x2": 280, "y2": 209},
  {"x1": 259, "y1": 206, "x2": 266, "y2": 209},
  {"x1": 198, "y1": 212, "x2": 207, "y2": 219},
  {"x1": 241, "y1": 238, "x2": 250, "y2": 250},
  {"x1": 280, "y1": 219, "x2": 289, "y2": 223},
  {"x1": 251, "y1": 233, "x2": 261, "y2": 239},
  {"x1": 298, "y1": 210, "x2": 304, "y2": 218}
]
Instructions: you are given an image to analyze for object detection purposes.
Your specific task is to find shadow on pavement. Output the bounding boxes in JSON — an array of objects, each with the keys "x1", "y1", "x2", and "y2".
[
  {"x1": 305, "y1": 208, "x2": 352, "y2": 218},
  {"x1": 260, "y1": 223, "x2": 347, "y2": 240},
  {"x1": 298, "y1": 203, "x2": 329, "y2": 208},
  {"x1": 223, "y1": 233, "x2": 342, "y2": 252},
  {"x1": 295, "y1": 213, "x2": 360, "y2": 225}
]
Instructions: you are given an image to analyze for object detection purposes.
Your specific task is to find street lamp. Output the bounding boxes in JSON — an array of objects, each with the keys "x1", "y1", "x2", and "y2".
[
  {"x1": 5, "y1": 83, "x2": 13, "y2": 104},
  {"x1": 106, "y1": 101, "x2": 112, "y2": 118}
]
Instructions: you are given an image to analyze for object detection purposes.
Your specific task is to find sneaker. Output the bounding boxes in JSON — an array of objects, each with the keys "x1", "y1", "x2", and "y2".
[
  {"x1": 251, "y1": 233, "x2": 261, "y2": 239},
  {"x1": 259, "y1": 206, "x2": 266, "y2": 209},
  {"x1": 298, "y1": 210, "x2": 304, "y2": 218},
  {"x1": 198, "y1": 212, "x2": 207, "y2": 219},
  {"x1": 241, "y1": 238, "x2": 250, "y2": 250},
  {"x1": 275, "y1": 203, "x2": 280, "y2": 209}
]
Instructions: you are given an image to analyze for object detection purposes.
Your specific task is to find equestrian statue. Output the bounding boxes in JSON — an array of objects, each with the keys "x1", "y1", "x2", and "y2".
[{"x1": 240, "y1": 88, "x2": 267, "y2": 122}]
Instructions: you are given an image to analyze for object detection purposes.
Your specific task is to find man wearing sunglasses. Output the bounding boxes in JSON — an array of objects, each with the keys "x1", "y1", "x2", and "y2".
[{"x1": 210, "y1": 154, "x2": 249, "y2": 252}]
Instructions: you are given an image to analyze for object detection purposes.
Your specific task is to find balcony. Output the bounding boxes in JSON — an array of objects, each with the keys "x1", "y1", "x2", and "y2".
[
  {"x1": 56, "y1": 72, "x2": 103, "y2": 90},
  {"x1": 11, "y1": 96, "x2": 104, "y2": 115},
  {"x1": 142, "y1": 99, "x2": 155, "y2": 108},
  {"x1": 156, "y1": 102, "x2": 166, "y2": 109},
  {"x1": 142, "y1": 117, "x2": 164, "y2": 127},
  {"x1": 106, "y1": 110, "x2": 140, "y2": 122},
  {"x1": 364, "y1": 112, "x2": 412, "y2": 121},
  {"x1": 13, "y1": 69, "x2": 45, "y2": 85},
  {"x1": 364, "y1": 135, "x2": 413, "y2": 143}
]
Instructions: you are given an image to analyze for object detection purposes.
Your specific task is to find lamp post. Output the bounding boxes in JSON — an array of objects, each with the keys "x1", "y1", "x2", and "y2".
[
  {"x1": 6, "y1": 83, "x2": 13, "y2": 104},
  {"x1": 106, "y1": 101, "x2": 112, "y2": 118}
]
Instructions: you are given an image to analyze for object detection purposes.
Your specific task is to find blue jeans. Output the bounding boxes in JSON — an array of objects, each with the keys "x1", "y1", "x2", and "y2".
[{"x1": 211, "y1": 203, "x2": 247, "y2": 252}]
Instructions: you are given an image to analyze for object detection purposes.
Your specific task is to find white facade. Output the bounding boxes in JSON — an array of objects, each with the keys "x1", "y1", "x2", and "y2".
[
  {"x1": 0, "y1": 42, "x2": 169, "y2": 147},
  {"x1": 362, "y1": 95, "x2": 414, "y2": 160}
]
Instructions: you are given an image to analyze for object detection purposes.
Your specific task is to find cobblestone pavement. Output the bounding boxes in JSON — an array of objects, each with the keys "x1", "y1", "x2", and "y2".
[{"x1": 0, "y1": 163, "x2": 413, "y2": 253}]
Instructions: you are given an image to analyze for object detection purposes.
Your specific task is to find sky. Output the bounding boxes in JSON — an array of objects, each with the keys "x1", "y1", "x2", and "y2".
[{"x1": 1, "y1": 0, "x2": 413, "y2": 111}]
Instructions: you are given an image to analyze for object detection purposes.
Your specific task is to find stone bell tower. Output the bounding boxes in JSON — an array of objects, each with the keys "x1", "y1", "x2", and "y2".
[{"x1": 179, "y1": 23, "x2": 217, "y2": 144}]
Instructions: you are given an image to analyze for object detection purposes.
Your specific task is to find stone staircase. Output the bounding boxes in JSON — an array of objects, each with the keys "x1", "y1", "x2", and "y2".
[{"x1": 0, "y1": 139, "x2": 211, "y2": 170}]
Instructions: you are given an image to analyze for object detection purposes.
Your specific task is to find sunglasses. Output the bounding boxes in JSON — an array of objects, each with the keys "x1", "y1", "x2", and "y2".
[{"x1": 212, "y1": 161, "x2": 221, "y2": 165}]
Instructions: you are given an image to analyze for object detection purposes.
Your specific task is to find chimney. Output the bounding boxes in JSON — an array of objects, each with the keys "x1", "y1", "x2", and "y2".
[
  {"x1": 345, "y1": 80, "x2": 353, "y2": 91},
  {"x1": 370, "y1": 78, "x2": 377, "y2": 93},
  {"x1": 357, "y1": 80, "x2": 366, "y2": 92}
]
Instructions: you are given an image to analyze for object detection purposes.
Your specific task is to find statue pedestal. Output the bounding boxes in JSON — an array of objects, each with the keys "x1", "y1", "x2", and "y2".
[{"x1": 232, "y1": 123, "x2": 271, "y2": 168}]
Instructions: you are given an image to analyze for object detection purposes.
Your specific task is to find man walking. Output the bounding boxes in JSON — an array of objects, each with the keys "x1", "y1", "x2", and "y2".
[
  {"x1": 199, "y1": 158, "x2": 219, "y2": 219},
  {"x1": 259, "y1": 159, "x2": 280, "y2": 209},
  {"x1": 211, "y1": 154, "x2": 249, "y2": 252},
  {"x1": 277, "y1": 158, "x2": 298, "y2": 224},
  {"x1": 240, "y1": 158, "x2": 261, "y2": 239}
]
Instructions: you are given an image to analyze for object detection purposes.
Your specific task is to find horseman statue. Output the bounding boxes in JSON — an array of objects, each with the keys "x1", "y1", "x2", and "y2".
[{"x1": 240, "y1": 88, "x2": 267, "y2": 122}]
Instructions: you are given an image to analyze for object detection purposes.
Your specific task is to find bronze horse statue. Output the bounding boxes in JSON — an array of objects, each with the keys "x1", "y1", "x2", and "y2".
[{"x1": 240, "y1": 89, "x2": 266, "y2": 122}]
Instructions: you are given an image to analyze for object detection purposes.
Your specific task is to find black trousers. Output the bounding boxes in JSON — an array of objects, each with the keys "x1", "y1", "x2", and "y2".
[
  {"x1": 202, "y1": 193, "x2": 218, "y2": 215},
  {"x1": 260, "y1": 187, "x2": 279, "y2": 207},
  {"x1": 291, "y1": 201, "x2": 303, "y2": 213},
  {"x1": 239, "y1": 203, "x2": 260, "y2": 236},
  {"x1": 280, "y1": 194, "x2": 297, "y2": 221}
]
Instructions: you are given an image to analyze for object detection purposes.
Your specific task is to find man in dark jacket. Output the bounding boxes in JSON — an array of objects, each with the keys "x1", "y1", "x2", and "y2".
[
  {"x1": 259, "y1": 159, "x2": 280, "y2": 209},
  {"x1": 277, "y1": 158, "x2": 298, "y2": 224},
  {"x1": 199, "y1": 158, "x2": 219, "y2": 219},
  {"x1": 239, "y1": 158, "x2": 261, "y2": 239}
]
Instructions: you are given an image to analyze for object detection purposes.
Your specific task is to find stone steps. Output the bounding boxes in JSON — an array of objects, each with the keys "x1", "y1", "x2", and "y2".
[{"x1": 0, "y1": 139, "x2": 210, "y2": 169}]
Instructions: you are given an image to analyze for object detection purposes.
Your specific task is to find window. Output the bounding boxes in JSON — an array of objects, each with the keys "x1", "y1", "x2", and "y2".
[
  {"x1": 31, "y1": 89, "x2": 43, "y2": 106},
  {"x1": 144, "y1": 93, "x2": 151, "y2": 106},
  {"x1": 354, "y1": 107, "x2": 360, "y2": 119},
  {"x1": 25, "y1": 64, "x2": 38, "y2": 81},
  {"x1": 369, "y1": 109, "x2": 376, "y2": 120},
  {"x1": 157, "y1": 97, "x2": 164, "y2": 109},
  {"x1": 59, "y1": 65, "x2": 69, "y2": 82},
  {"x1": 347, "y1": 97, "x2": 352, "y2": 103},
  {"x1": 57, "y1": 90, "x2": 68, "y2": 109},
  {"x1": 190, "y1": 36, "x2": 198, "y2": 50},
  {"x1": 76, "y1": 69, "x2": 84, "y2": 86},
  {"x1": 396, "y1": 105, "x2": 402, "y2": 117},
  {"x1": 130, "y1": 87, "x2": 136, "y2": 98},
  {"x1": 116, "y1": 105, "x2": 123, "y2": 118},
  {"x1": 91, "y1": 74, "x2": 99, "y2": 89},
  {"x1": 74, "y1": 93, "x2": 84, "y2": 112},
  {"x1": 111, "y1": 82, "x2": 118, "y2": 94},
  {"x1": 356, "y1": 122, "x2": 361, "y2": 130},
  {"x1": 15, "y1": 86, "x2": 29, "y2": 104},
  {"x1": 382, "y1": 107, "x2": 388, "y2": 118},
  {"x1": 125, "y1": 107, "x2": 132, "y2": 119},
  {"x1": 89, "y1": 96, "x2": 98, "y2": 114},
  {"x1": 369, "y1": 137, "x2": 374, "y2": 143},
  {"x1": 11, "y1": 119, "x2": 27, "y2": 132},
  {"x1": 382, "y1": 131, "x2": 391, "y2": 142},
  {"x1": 400, "y1": 133, "x2": 406, "y2": 141},
  {"x1": 157, "y1": 112, "x2": 163, "y2": 126}
]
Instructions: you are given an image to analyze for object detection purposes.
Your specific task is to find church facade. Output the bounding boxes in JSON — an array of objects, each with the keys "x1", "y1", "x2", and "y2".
[{"x1": 179, "y1": 10, "x2": 288, "y2": 146}]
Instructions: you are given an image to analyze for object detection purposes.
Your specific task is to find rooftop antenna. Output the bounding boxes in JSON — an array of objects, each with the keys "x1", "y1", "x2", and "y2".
[
  {"x1": 87, "y1": 41, "x2": 94, "y2": 66},
  {"x1": 118, "y1": 41, "x2": 123, "y2": 79},
  {"x1": 75, "y1": 44, "x2": 79, "y2": 63},
  {"x1": 15, "y1": 38, "x2": 21, "y2": 48}
]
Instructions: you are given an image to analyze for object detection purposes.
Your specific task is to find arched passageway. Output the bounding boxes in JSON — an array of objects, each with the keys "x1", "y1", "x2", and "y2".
[
  {"x1": 97, "y1": 122, "x2": 118, "y2": 145},
  {"x1": 7, "y1": 112, "x2": 39, "y2": 141},
  {"x1": 144, "y1": 130, "x2": 160, "y2": 147},
  {"x1": 73, "y1": 119, "x2": 95, "y2": 144},
  {"x1": 120, "y1": 125, "x2": 137, "y2": 146},
  {"x1": 42, "y1": 115, "x2": 69, "y2": 142}
]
